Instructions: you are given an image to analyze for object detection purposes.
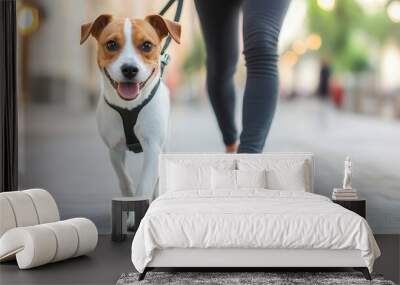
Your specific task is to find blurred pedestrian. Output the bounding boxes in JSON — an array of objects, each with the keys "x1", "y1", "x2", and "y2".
[
  {"x1": 316, "y1": 58, "x2": 333, "y2": 128},
  {"x1": 317, "y1": 58, "x2": 332, "y2": 101}
]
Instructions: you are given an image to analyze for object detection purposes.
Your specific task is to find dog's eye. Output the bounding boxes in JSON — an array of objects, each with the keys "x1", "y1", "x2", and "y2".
[
  {"x1": 106, "y1": 40, "x2": 119, "y2": 52},
  {"x1": 140, "y1": 41, "x2": 153, "y2": 52}
]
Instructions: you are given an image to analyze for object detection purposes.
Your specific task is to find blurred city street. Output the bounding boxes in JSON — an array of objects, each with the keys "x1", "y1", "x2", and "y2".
[{"x1": 20, "y1": 98, "x2": 400, "y2": 234}]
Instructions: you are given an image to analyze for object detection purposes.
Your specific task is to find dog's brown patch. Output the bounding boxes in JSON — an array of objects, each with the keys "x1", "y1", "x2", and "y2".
[
  {"x1": 132, "y1": 19, "x2": 162, "y2": 68},
  {"x1": 96, "y1": 19, "x2": 126, "y2": 69}
]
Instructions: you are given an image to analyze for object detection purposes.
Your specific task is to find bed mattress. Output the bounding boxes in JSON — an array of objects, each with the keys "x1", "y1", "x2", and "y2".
[{"x1": 131, "y1": 190, "x2": 380, "y2": 273}]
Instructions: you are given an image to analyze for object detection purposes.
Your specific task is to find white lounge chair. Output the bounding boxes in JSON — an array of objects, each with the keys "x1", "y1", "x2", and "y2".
[{"x1": 0, "y1": 189, "x2": 98, "y2": 269}]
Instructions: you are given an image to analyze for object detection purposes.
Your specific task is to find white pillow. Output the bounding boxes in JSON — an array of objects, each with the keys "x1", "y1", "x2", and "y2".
[
  {"x1": 211, "y1": 168, "x2": 236, "y2": 190},
  {"x1": 238, "y1": 159, "x2": 308, "y2": 191},
  {"x1": 267, "y1": 164, "x2": 306, "y2": 191},
  {"x1": 167, "y1": 163, "x2": 212, "y2": 191},
  {"x1": 236, "y1": 169, "x2": 268, "y2": 189}
]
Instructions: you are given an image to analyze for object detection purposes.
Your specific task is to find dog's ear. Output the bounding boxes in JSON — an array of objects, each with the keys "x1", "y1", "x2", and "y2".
[
  {"x1": 145, "y1": 15, "x2": 181, "y2": 44},
  {"x1": 80, "y1": 14, "x2": 112, "y2": 45}
]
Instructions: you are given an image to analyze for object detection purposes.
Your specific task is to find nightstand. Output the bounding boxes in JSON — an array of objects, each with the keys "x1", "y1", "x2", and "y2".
[
  {"x1": 332, "y1": 199, "x2": 366, "y2": 218},
  {"x1": 112, "y1": 197, "x2": 149, "y2": 242}
]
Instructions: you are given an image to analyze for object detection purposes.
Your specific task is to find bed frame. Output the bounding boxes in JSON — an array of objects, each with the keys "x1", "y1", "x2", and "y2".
[
  {"x1": 139, "y1": 153, "x2": 372, "y2": 281},
  {"x1": 139, "y1": 248, "x2": 371, "y2": 280}
]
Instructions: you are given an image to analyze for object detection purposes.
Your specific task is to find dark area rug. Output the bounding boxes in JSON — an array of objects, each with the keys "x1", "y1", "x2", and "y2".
[{"x1": 116, "y1": 272, "x2": 396, "y2": 285}]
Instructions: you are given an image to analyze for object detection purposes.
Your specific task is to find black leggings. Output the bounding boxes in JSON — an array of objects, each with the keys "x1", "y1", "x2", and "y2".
[{"x1": 195, "y1": 0, "x2": 290, "y2": 153}]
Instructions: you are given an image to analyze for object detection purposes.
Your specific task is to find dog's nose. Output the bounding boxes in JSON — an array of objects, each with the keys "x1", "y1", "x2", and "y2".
[{"x1": 121, "y1": 64, "x2": 138, "y2": 80}]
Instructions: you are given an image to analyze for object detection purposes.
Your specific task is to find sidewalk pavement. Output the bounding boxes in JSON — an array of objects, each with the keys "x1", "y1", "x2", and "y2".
[{"x1": 20, "y1": 99, "x2": 400, "y2": 233}]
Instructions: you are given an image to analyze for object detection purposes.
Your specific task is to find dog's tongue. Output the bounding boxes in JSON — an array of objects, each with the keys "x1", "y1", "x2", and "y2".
[{"x1": 117, "y1": 82, "x2": 140, "y2": 100}]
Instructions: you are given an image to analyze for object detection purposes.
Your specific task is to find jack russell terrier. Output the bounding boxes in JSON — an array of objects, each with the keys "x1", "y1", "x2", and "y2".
[{"x1": 80, "y1": 14, "x2": 181, "y2": 200}]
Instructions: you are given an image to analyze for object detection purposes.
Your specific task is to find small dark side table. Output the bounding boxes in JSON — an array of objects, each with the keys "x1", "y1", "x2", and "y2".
[
  {"x1": 332, "y1": 199, "x2": 366, "y2": 218},
  {"x1": 112, "y1": 197, "x2": 149, "y2": 242}
]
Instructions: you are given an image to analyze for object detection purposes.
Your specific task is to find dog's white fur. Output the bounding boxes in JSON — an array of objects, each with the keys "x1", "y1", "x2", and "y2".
[{"x1": 96, "y1": 18, "x2": 169, "y2": 199}]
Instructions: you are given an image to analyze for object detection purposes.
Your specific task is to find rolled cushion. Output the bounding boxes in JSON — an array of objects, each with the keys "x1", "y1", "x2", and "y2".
[
  {"x1": 0, "y1": 226, "x2": 57, "y2": 268},
  {"x1": 24, "y1": 189, "x2": 60, "y2": 223},
  {"x1": 0, "y1": 218, "x2": 98, "y2": 269},
  {"x1": 63, "y1": 218, "x2": 98, "y2": 257},
  {"x1": 0, "y1": 189, "x2": 59, "y2": 237},
  {"x1": 0, "y1": 196, "x2": 17, "y2": 237},
  {"x1": 42, "y1": 221, "x2": 79, "y2": 262},
  {"x1": 0, "y1": 191, "x2": 39, "y2": 227}
]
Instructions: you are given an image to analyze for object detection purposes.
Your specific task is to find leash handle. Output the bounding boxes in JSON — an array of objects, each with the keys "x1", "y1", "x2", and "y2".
[{"x1": 159, "y1": 0, "x2": 184, "y2": 55}]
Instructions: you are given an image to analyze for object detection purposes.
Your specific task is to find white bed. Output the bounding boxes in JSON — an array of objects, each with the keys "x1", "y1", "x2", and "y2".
[{"x1": 131, "y1": 153, "x2": 380, "y2": 280}]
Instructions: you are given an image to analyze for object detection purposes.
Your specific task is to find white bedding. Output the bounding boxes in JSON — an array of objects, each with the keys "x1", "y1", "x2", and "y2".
[{"x1": 131, "y1": 190, "x2": 380, "y2": 273}]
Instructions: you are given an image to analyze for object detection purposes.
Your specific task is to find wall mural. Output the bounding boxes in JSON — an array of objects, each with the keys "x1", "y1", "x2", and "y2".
[{"x1": 17, "y1": 0, "x2": 400, "y2": 234}]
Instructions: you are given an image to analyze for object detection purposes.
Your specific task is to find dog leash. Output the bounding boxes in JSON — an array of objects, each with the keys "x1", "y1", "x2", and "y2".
[
  {"x1": 104, "y1": 0, "x2": 183, "y2": 153},
  {"x1": 159, "y1": 0, "x2": 184, "y2": 75}
]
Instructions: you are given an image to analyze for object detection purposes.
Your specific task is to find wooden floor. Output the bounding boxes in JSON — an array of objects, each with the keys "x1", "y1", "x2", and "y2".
[{"x1": 0, "y1": 235, "x2": 398, "y2": 285}]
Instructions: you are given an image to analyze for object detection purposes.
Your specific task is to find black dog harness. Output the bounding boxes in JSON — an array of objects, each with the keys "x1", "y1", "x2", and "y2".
[
  {"x1": 104, "y1": 78, "x2": 161, "y2": 153},
  {"x1": 104, "y1": 0, "x2": 183, "y2": 153}
]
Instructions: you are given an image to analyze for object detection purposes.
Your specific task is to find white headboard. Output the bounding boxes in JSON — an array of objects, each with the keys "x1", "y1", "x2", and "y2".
[{"x1": 158, "y1": 153, "x2": 314, "y2": 195}]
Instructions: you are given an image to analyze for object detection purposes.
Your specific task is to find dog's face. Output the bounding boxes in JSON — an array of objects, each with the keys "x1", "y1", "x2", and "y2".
[{"x1": 81, "y1": 15, "x2": 180, "y2": 105}]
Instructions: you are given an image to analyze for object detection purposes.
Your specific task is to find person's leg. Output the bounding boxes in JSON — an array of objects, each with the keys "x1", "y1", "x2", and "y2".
[
  {"x1": 195, "y1": 0, "x2": 242, "y2": 151},
  {"x1": 238, "y1": 0, "x2": 290, "y2": 153}
]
